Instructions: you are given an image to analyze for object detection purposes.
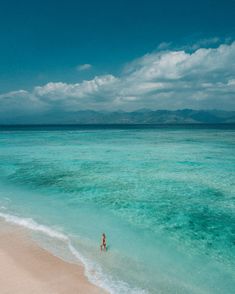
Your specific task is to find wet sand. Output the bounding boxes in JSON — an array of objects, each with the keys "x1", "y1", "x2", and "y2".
[{"x1": 0, "y1": 222, "x2": 106, "y2": 294}]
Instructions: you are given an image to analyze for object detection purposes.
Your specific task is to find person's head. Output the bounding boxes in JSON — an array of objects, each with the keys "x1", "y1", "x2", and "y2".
[{"x1": 102, "y1": 233, "x2": 106, "y2": 238}]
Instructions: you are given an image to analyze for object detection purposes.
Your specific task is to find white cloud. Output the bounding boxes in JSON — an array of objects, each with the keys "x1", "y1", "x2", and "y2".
[
  {"x1": 34, "y1": 75, "x2": 117, "y2": 99},
  {"x1": 116, "y1": 42, "x2": 235, "y2": 109},
  {"x1": 0, "y1": 41, "x2": 235, "y2": 120},
  {"x1": 76, "y1": 63, "x2": 92, "y2": 71},
  {"x1": 32, "y1": 75, "x2": 118, "y2": 110}
]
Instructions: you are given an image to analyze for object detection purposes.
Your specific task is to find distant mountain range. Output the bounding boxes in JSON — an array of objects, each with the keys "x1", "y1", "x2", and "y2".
[{"x1": 1, "y1": 109, "x2": 235, "y2": 125}]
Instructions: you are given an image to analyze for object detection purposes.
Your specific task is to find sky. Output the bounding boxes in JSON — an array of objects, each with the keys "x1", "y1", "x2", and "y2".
[{"x1": 0, "y1": 0, "x2": 235, "y2": 121}]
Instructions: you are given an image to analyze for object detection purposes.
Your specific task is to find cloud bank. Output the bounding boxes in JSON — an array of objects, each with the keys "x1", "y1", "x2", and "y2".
[{"x1": 0, "y1": 42, "x2": 235, "y2": 122}]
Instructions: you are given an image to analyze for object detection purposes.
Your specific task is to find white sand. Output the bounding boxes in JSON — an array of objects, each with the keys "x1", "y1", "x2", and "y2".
[{"x1": 0, "y1": 222, "x2": 106, "y2": 294}]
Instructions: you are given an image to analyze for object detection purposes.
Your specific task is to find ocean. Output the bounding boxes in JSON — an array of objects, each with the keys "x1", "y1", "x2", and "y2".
[{"x1": 0, "y1": 124, "x2": 234, "y2": 293}]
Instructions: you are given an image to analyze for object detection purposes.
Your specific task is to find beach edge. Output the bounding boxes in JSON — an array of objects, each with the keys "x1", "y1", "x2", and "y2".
[{"x1": 0, "y1": 220, "x2": 107, "y2": 294}]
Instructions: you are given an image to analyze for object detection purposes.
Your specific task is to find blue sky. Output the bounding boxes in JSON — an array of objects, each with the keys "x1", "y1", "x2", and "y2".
[{"x1": 0, "y1": 0, "x2": 235, "y2": 119}]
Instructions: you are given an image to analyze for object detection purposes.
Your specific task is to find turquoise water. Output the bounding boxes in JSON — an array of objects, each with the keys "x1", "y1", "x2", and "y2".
[{"x1": 0, "y1": 125, "x2": 234, "y2": 293}]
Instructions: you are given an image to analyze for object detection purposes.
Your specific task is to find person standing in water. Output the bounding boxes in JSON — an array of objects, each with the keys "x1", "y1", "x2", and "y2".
[{"x1": 100, "y1": 233, "x2": 107, "y2": 251}]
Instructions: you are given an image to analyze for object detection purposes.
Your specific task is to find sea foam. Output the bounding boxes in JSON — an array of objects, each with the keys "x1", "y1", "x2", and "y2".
[{"x1": 0, "y1": 212, "x2": 146, "y2": 294}]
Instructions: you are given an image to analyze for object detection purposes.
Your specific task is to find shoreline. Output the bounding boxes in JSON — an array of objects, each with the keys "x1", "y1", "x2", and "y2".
[{"x1": 0, "y1": 221, "x2": 106, "y2": 294}]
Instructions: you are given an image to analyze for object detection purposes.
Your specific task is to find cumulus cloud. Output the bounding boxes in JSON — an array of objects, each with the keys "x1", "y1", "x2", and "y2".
[
  {"x1": 33, "y1": 75, "x2": 118, "y2": 110},
  {"x1": 0, "y1": 90, "x2": 46, "y2": 113},
  {"x1": 0, "y1": 41, "x2": 235, "y2": 121},
  {"x1": 115, "y1": 41, "x2": 235, "y2": 109},
  {"x1": 76, "y1": 63, "x2": 92, "y2": 71}
]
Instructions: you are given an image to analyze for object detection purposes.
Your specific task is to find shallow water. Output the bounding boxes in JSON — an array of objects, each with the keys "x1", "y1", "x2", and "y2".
[{"x1": 0, "y1": 125, "x2": 234, "y2": 293}]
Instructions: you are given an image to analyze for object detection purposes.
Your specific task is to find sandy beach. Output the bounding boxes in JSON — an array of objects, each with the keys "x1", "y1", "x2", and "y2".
[{"x1": 0, "y1": 222, "x2": 105, "y2": 294}]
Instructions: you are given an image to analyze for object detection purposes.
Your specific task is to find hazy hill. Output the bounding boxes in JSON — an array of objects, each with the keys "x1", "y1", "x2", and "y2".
[{"x1": 1, "y1": 109, "x2": 235, "y2": 125}]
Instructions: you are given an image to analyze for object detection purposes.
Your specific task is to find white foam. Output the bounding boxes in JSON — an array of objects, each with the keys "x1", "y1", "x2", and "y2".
[
  {"x1": 0, "y1": 212, "x2": 147, "y2": 294},
  {"x1": 0, "y1": 212, "x2": 68, "y2": 241}
]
